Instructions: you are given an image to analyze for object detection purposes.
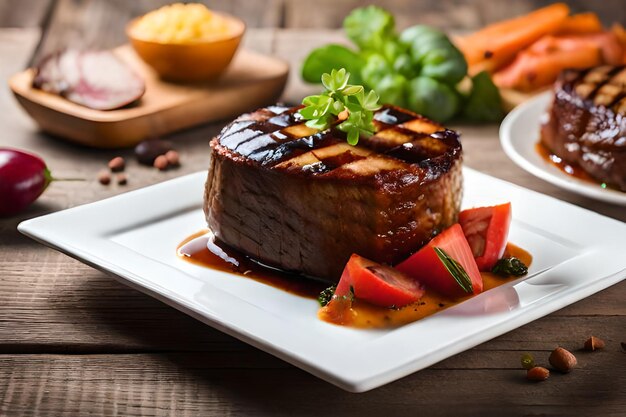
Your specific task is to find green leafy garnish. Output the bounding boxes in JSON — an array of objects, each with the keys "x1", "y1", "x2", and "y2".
[
  {"x1": 299, "y1": 68, "x2": 381, "y2": 145},
  {"x1": 492, "y1": 257, "x2": 529, "y2": 277},
  {"x1": 433, "y1": 247, "x2": 473, "y2": 293},
  {"x1": 301, "y1": 6, "x2": 504, "y2": 123},
  {"x1": 461, "y1": 71, "x2": 505, "y2": 122},
  {"x1": 301, "y1": 44, "x2": 365, "y2": 85},
  {"x1": 318, "y1": 285, "x2": 337, "y2": 307},
  {"x1": 400, "y1": 25, "x2": 467, "y2": 85},
  {"x1": 343, "y1": 5, "x2": 395, "y2": 51},
  {"x1": 318, "y1": 284, "x2": 355, "y2": 307},
  {"x1": 407, "y1": 77, "x2": 459, "y2": 122}
]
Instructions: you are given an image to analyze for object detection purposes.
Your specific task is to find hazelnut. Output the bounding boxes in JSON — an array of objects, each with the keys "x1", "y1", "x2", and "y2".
[
  {"x1": 527, "y1": 366, "x2": 550, "y2": 381},
  {"x1": 165, "y1": 150, "x2": 180, "y2": 166},
  {"x1": 154, "y1": 155, "x2": 168, "y2": 171},
  {"x1": 549, "y1": 347, "x2": 577, "y2": 373},
  {"x1": 108, "y1": 156, "x2": 125, "y2": 172},
  {"x1": 116, "y1": 173, "x2": 128, "y2": 185},
  {"x1": 98, "y1": 170, "x2": 111, "y2": 185},
  {"x1": 583, "y1": 336, "x2": 605, "y2": 351}
]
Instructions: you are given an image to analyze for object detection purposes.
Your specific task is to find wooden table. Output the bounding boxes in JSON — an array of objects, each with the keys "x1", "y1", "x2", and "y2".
[{"x1": 1, "y1": 27, "x2": 625, "y2": 417}]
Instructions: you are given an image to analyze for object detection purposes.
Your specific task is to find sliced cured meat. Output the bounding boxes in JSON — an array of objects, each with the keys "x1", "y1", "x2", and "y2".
[{"x1": 33, "y1": 49, "x2": 145, "y2": 110}]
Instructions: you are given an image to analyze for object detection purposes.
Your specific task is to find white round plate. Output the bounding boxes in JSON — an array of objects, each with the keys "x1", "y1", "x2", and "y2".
[{"x1": 500, "y1": 91, "x2": 626, "y2": 206}]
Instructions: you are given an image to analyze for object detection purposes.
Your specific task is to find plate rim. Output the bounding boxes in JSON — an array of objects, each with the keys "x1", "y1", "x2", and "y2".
[
  {"x1": 17, "y1": 169, "x2": 626, "y2": 392},
  {"x1": 499, "y1": 91, "x2": 626, "y2": 206}
]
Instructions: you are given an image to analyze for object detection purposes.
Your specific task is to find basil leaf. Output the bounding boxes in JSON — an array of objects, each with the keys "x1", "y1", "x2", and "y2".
[
  {"x1": 301, "y1": 44, "x2": 365, "y2": 85},
  {"x1": 407, "y1": 77, "x2": 459, "y2": 122},
  {"x1": 343, "y1": 5, "x2": 395, "y2": 52},
  {"x1": 361, "y1": 53, "x2": 391, "y2": 88},
  {"x1": 399, "y1": 25, "x2": 447, "y2": 47},
  {"x1": 461, "y1": 71, "x2": 505, "y2": 123},
  {"x1": 376, "y1": 73, "x2": 408, "y2": 107}
]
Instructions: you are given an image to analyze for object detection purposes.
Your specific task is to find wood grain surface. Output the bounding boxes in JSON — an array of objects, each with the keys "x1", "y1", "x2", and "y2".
[{"x1": 1, "y1": 2, "x2": 625, "y2": 415}]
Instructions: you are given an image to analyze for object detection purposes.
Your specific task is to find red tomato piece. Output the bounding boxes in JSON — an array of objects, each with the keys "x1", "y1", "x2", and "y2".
[
  {"x1": 459, "y1": 203, "x2": 512, "y2": 271},
  {"x1": 333, "y1": 254, "x2": 425, "y2": 308},
  {"x1": 396, "y1": 224, "x2": 483, "y2": 297}
]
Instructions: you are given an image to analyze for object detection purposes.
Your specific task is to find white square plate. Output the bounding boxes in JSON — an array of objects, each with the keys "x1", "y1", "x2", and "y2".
[{"x1": 18, "y1": 168, "x2": 626, "y2": 392}]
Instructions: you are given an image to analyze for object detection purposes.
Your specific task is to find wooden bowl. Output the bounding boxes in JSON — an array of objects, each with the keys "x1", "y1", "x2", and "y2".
[{"x1": 126, "y1": 13, "x2": 245, "y2": 82}]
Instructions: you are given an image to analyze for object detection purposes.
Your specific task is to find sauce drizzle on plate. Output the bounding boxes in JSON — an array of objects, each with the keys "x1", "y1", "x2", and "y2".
[
  {"x1": 535, "y1": 141, "x2": 604, "y2": 185},
  {"x1": 177, "y1": 230, "x2": 328, "y2": 298},
  {"x1": 178, "y1": 230, "x2": 532, "y2": 328}
]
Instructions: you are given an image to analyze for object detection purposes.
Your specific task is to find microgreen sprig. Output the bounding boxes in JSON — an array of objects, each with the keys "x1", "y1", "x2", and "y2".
[{"x1": 299, "y1": 68, "x2": 381, "y2": 145}]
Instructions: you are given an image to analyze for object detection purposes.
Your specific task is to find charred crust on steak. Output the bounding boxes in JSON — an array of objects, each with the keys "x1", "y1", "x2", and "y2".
[
  {"x1": 541, "y1": 66, "x2": 626, "y2": 191},
  {"x1": 205, "y1": 104, "x2": 463, "y2": 281},
  {"x1": 211, "y1": 105, "x2": 461, "y2": 186}
]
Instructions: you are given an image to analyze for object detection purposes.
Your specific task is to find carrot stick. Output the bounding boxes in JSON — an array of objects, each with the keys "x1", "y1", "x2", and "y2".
[
  {"x1": 493, "y1": 36, "x2": 602, "y2": 91},
  {"x1": 458, "y1": 3, "x2": 570, "y2": 71},
  {"x1": 554, "y1": 13, "x2": 603, "y2": 35}
]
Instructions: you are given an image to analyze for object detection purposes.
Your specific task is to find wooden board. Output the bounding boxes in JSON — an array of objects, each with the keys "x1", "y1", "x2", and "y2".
[{"x1": 8, "y1": 45, "x2": 289, "y2": 148}]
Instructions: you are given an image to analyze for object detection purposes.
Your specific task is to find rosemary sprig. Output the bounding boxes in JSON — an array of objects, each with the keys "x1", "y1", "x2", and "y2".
[
  {"x1": 433, "y1": 247, "x2": 473, "y2": 293},
  {"x1": 299, "y1": 68, "x2": 381, "y2": 145}
]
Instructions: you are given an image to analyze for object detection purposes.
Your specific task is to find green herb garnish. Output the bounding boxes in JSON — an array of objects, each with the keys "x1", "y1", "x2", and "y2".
[
  {"x1": 433, "y1": 247, "x2": 473, "y2": 293},
  {"x1": 299, "y1": 68, "x2": 381, "y2": 145},
  {"x1": 318, "y1": 285, "x2": 337, "y2": 307},
  {"x1": 461, "y1": 70, "x2": 505, "y2": 122},
  {"x1": 492, "y1": 257, "x2": 529, "y2": 277},
  {"x1": 301, "y1": 6, "x2": 504, "y2": 123}
]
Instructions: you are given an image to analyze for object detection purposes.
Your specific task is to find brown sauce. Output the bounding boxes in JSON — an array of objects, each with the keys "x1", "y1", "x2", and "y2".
[
  {"x1": 177, "y1": 230, "x2": 328, "y2": 298},
  {"x1": 534, "y1": 142, "x2": 601, "y2": 184},
  {"x1": 178, "y1": 231, "x2": 532, "y2": 328}
]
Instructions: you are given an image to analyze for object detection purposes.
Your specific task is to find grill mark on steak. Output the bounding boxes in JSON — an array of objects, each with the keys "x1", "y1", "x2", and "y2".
[
  {"x1": 216, "y1": 104, "x2": 454, "y2": 178},
  {"x1": 251, "y1": 131, "x2": 341, "y2": 166},
  {"x1": 267, "y1": 107, "x2": 301, "y2": 127},
  {"x1": 606, "y1": 68, "x2": 626, "y2": 108},
  {"x1": 568, "y1": 66, "x2": 626, "y2": 111},
  {"x1": 374, "y1": 106, "x2": 417, "y2": 125},
  {"x1": 385, "y1": 130, "x2": 461, "y2": 167},
  {"x1": 220, "y1": 121, "x2": 281, "y2": 150},
  {"x1": 361, "y1": 126, "x2": 431, "y2": 153}
]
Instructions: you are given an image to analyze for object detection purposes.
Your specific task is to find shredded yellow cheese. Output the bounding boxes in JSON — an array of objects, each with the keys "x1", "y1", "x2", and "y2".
[{"x1": 132, "y1": 3, "x2": 232, "y2": 43}]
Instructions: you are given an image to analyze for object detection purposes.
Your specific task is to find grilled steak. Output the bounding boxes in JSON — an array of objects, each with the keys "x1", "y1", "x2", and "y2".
[
  {"x1": 541, "y1": 66, "x2": 626, "y2": 191},
  {"x1": 204, "y1": 105, "x2": 463, "y2": 281}
]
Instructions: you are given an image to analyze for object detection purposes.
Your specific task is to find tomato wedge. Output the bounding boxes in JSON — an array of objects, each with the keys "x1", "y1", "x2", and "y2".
[
  {"x1": 333, "y1": 254, "x2": 425, "y2": 308},
  {"x1": 396, "y1": 224, "x2": 483, "y2": 297},
  {"x1": 458, "y1": 203, "x2": 512, "y2": 271}
]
